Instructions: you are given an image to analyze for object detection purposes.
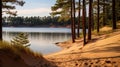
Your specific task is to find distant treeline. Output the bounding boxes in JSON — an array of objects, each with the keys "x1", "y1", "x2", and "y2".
[
  {"x1": 2, "y1": 16, "x2": 118, "y2": 28},
  {"x1": 2, "y1": 16, "x2": 72, "y2": 27}
]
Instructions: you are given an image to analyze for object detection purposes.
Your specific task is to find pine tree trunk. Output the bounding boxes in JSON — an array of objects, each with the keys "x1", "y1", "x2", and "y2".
[
  {"x1": 71, "y1": 0, "x2": 75, "y2": 43},
  {"x1": 0, "y1": 0, "x2": 2, "y2": 41},
  {"x1": 77, "y1": 0, "x2": 81, "y2": 38},
  {"x1": 112, "y1": 0, "x2": 116, "y2": 30},
  {"x1": 91, "y1": 0, "x2": 94, "y2": 31},
  {"x1": 103, "y1": 0, "x2": 106, "y2": 26},
  {"x1": 82, "y1": 0, "x2": 86, "y2": 45},
  {"x1": 88, "y1": 0, "x2": 92, "y2": 40},
  {"x1": 73, "y1": 0, "x2": 76, "y2": 39},
  {"x1": 97, "y1": 0, "x2": 100, "y2": 33}
]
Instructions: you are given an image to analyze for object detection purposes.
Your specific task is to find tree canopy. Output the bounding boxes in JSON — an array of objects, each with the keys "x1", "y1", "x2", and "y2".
[{"x1": 2, "y1": 0, "x2": 25, "y2": 16}]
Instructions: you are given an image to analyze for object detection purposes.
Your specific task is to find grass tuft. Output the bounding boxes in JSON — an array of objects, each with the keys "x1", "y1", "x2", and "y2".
[{"x1": 0, "y1": 41, "x2": 42, "y2": 59}]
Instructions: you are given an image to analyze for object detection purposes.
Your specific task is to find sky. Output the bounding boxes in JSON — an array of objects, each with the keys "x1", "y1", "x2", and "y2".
[{"x1": 15, "y1": 0, "x2": 55, "y2": 17}]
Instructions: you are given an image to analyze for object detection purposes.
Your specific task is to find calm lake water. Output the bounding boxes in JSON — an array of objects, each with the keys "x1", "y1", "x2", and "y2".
[{"x1": 3, "y1": 27, "x2": 72, "y2": 54}]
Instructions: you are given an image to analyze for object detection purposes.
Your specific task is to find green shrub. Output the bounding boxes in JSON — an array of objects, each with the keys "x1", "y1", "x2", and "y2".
[{"x1": 11, "y1": 32, "x2": 30, "y2": 47}]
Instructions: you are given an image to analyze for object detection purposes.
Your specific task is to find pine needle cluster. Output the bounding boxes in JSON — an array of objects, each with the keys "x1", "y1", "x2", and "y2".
[{"x1": 11, "y1": 32, "x2": 30, "y2": 47}]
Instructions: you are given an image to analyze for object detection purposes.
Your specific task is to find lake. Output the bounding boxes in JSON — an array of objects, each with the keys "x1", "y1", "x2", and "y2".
[{"x1": 3, "y1": 27, "x2": 72, "y2": 54}]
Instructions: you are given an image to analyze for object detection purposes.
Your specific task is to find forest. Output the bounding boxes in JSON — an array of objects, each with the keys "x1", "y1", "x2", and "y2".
[
  {"x1": 2, "y1": 16, "x2": 71, "y2": 27},
  {"x1": 50, "y1": 0, "x2": 120, "y2": 44}
]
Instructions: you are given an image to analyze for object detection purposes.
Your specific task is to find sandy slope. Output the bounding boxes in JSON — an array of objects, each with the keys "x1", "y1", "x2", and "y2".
[
  {"x1": 0, "y1": 50, "x2": 30, "y2": 67},
  {"x1": 0, "y1": 50, "x2": 58, "y2": 67},
  {"x1": 81, "y1": 33, "x2": 120, "y2": 58},
  {"x1": 45, "y1": 30, "x2": 120, "y2": 67}
]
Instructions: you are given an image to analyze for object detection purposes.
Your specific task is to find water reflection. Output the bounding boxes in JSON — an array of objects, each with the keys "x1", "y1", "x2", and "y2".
[{"x1": 3, "y1": 32, "x2": 71, "y2": 54}]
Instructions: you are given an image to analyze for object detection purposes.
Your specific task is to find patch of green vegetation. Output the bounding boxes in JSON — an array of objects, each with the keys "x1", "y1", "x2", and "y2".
[
  {"x1": 10, "y1": 32, "x2": 42, "y2": 57},
  {"x1": 11, "y1": 32, "x2": 30, "y2": 47}
]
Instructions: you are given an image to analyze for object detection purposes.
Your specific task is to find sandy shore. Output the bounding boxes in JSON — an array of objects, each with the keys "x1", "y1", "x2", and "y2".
[{"x1": 45, "y1": 29, "x2": 120, "y2": 67}]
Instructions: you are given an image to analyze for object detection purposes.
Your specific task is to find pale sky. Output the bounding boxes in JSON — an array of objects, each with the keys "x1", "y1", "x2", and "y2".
[
  {"x1": 15, "y1": 0, "x2": 55, "y2": 17},
  {"x1": 3, "y1": 0, "x2": 89, "y2": 17}
]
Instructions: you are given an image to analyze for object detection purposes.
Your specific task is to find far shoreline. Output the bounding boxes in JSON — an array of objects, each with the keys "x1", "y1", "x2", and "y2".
[{"x1": 2, "y1": 25, "x2": 71, "y2": 28}]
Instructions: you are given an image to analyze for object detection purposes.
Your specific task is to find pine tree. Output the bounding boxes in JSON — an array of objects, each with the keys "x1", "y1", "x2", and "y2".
[
  {"x1": 77, "y1": 0, "x2": 81, "y2": 38},
  {"x1": 51, "y1": 0, "x2": 71, "y2": 21},
  {"x1": 52, "y1": 0, "x2": 76, "y2": 43},
  {"x1": 97, "y1": 0, "x2": 100, "y2": 33},
  {"x1": 102, "y1": 0, "x2": 106, "y2": 26},
  {"x1": 1, "y1": 0, "x2": 25, "y2": 41},
  {"x1": 71, "y1": 0, "x2": 75, "y2": 43},
  {"x1": 112, "y1": 0, "x2": 116, "y2": 30},
  {"x1": 72, "y1": 0, "x2": 76, "y2": 40},
  {"x1": 0, "y1": 0, "x2": 2, "y2": 41},
  {"x1": 82, "y1": 0, "x2": 87, "y2": 45},
  {"x1": 11, "y1": 33, "x2": 30, "y2": 47},
  {"x1": 88, "y1": 0, "x2": 92, "y2": 40},
  {"x1": 2, "y1": 0, "x2": 25, "y2": 16}
]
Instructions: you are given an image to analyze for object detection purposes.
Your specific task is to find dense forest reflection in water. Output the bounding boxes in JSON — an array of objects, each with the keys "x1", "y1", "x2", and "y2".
[{"x1": 3, "y1": 32, "x2": 71, "y2": 54}]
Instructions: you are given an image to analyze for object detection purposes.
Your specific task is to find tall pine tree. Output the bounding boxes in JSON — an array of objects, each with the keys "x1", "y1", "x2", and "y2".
[
  {"x1": 112, "y1": 0, "x2": 116, "y2": 30},
  {"x1": 0, "y1": 0, "x2": 2, "y2": 40},
  {"x1": 88, "y1": 0, "x2": 92, "y2": 40},
  {"x1": 82, "y1": 0, "x2": 87, "y2": 45},
  {"x1": 1, "y1": 0, "x2": 25, "y2": 41},
  {"x1": 77, "y1": 0, "x2": 81, "y2": 38}
]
